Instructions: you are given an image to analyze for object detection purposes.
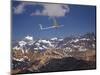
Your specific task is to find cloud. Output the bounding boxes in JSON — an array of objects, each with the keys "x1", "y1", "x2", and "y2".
[
  {"x1": 13, "y1": 2, "x2": 70, "y2": 17},
  {"x1": 43, "y1": 4, "x2": 69, "y2": 17},
  {"x1": 31, "y1": 4, "x2": 70, "y2": 17},
  {"x1": 31, "y1": 10, "x2": 41, "y2": 16},
  {"x1": 13, "y1": 3, "x2": 26, "y2": 14},
  {"x1": 13, "y1": 2, "x2": 36, "y2": 14}
]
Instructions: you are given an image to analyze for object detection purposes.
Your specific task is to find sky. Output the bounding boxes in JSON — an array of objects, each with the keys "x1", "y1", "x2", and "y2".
[{"x1": 12, "y1": 1, "x2": 96, "y2": 40}]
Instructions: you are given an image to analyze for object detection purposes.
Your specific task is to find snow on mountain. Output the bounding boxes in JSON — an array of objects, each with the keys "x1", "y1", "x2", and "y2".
[
  {"x1": 70, "y1": 39, "x2": 79, "y2": 43},
  {"x1": 38, "y1": 46, "x2": 44, "y2": 50},
  {"x1": 51, "y1": 37, "x2": 63, "y2": 41},
  {"x1": 35, "y1": 42, "x2": 40, "y2": 47},
  {"x1": 24, "y1": 36, "x2": 34, "y2": 45},
  {"x1": 13, "y1": 57, "x2": 24, "y2": 62},
  {"x1": 12, "y1": 36, "x2": 34, "y2": 53},
  {"x1": 12, "y1": 33, "x2": 96, "y2": 53},
  {"x1": 42, "y1": 45, "x2": 48, "y2": 49},
  {"x1": 13, "y1": 37, "x2": 57, "y2": 52},
  {"x1": 13, "y1": 46, "x2": 21, "y2": 50},
  {"x1": 38, "y1": 39, "x2": 54, "y2": 47},
  {"x1": 51, "y1": 37, "x2": 58, "y2": 41},
  {"x1": 12, "y1": 33, "x2": 96, "y2": 62},
  {"x1": 24, "y1": 36, "x2": 33, "y2": 41},
  {"x1": 32, "y1": 39, "x2": 59, "y2": 51},
  {"x1": 78, "y1": 47, "x2": 87, "y2": 52},
  {"x1": 58, "y1": 39, "x2": 63, "y2": 41},
  {"x1": 38, "y1": 40, "x2": 50, "y2": 44},
  {"x1": 80, "y1": 38, "x2": 90, "y2": 41},
  {"x1": 19, "y1": 40, "x2": 27, "y2": 47},
  {"x1": 34, "y1": 48, "x2": 38, "y2": 50}
]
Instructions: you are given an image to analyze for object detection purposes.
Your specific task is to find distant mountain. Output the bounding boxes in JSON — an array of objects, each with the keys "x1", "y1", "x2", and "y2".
[
  {"x1": 12, "y1": 36, "x2": 64, "y2": 52},
  {"x1": 12, "y1": 33, "x2": 96, "y2": 53}
]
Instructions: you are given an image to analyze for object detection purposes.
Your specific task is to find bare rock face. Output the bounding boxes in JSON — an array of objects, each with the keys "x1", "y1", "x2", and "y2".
[{"x1": 12, "y1": 48, "x2": 96, "y2": 75}]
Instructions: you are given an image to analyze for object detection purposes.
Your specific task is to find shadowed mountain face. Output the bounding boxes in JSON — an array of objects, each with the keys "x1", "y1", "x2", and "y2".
[
  {"x1": 17, "y1": 57, "x2": 96, "y2": 74},
  {"x1": 39, "y1": 57, "x2": 96, "y2": 72}
]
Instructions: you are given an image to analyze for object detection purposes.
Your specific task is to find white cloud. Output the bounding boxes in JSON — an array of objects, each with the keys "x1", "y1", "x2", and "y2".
[
  {"x1": 13, "y1": 2, "x2": 70, "y2": 17},
  {"x1": 31, "y1": 3, "x2": 70, "y2": 17},
  {"x1": 13, "y1": 3, "x2": 26, "y2": 14},
  {"x1": 13, "y1": 2, "x2": 36, "y2": 14},
  {"x1": 31, "y1": 10, "x2": 41, "y2": 16},
  {"x1": 43, "y1": 4, "x2": 69, "y2": 17}
]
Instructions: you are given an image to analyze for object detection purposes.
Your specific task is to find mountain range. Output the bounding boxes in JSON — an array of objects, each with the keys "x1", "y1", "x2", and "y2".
[
  {"x1": 12, "y1": 32, "x2": 95, "y2": 53},
  {"x1": 12, "y1": 32, "x2": 96, "y2": 74}
]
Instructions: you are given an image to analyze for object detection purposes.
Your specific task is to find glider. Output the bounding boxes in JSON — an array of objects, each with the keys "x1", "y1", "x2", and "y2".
[{"x1": 39, "y1": 18, "x2": 64, "y2": 30}]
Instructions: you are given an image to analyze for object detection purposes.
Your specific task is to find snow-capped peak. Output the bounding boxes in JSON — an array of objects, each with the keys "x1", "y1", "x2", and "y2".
[
  {"x1": 13, "y1": 46, "x2": 21, "y2": 50},
  {"x1": 51, "y1": 37, "x2": 58, "y2": 41},
  {"x1": 58, "y1": 39, "x2": 63, "y2": 41},
  {"x1": 24, "y1": 36, "x2": 33, "y2": 41},
  {"x1": 19, "y1": 40, "x2": 27, "y2": 47},
  {"x1": 73, "y1": 39, "x2": 79, "y2": 42},
  {"x1": 38, "y1": 39, "x2": 54, "y2": 48},
  {"x1": 24, "y1": 36, "x2": 34, "y2": 45},
  {"x1": 38, "y1": 40, "x2": 50, "y2": 44}
]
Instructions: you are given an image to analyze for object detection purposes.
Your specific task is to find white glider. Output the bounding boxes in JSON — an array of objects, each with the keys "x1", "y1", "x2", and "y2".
[
  {"x1": 39, "y1": 24, "x2": 64, "y2": 30},
  {"x1": 39, "y1": 18, "x2": 64, "y2": 30}
]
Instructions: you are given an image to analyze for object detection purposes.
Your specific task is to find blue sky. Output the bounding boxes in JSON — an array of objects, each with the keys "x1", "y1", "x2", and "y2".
[{"x1": 12, "y1": 1, "x2": 96, "y2": 40}]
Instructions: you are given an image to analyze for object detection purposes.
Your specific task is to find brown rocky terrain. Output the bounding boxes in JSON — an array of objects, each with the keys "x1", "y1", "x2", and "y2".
[{"x1": 11, "y1": 48, "x2": 96, "y2": 75}]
